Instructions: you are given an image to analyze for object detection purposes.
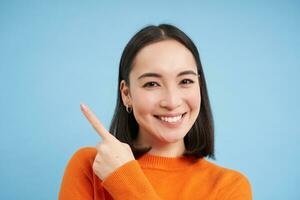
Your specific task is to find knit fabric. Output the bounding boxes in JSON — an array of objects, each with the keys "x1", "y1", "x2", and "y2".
[{"x1": 59, "y1": 147, "x2": 252, "y2": 200}]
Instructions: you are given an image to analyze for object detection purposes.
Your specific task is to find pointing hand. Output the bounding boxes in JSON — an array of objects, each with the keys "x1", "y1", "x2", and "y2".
[{"x1": 80, "y1": 103, "x2": 135, "y2": 180}]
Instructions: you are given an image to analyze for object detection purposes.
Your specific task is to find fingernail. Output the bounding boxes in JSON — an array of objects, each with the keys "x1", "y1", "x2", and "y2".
[{"x1": 80, "y1": 103, "x2": 87, "y2": 111}]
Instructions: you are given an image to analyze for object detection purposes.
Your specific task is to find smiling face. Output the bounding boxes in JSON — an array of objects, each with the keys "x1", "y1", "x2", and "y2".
[{"x1": 120, "y1": 39, "x2": 201, "y2": 155}]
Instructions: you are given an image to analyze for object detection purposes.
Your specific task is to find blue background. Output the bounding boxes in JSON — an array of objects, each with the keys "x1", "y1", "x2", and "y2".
[{"x1": 1, "y1": 1, "x2": 299, "y2": 199}]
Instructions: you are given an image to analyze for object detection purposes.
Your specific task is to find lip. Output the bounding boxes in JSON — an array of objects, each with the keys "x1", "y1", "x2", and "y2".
[{"x1": 154, "y1": 112, "x2": 187, "y2": 128}]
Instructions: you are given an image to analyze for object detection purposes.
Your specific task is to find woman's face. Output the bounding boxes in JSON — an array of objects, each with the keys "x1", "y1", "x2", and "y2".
[{"x1": 121, "y1": 39, "x2": 201, "y2": 148}]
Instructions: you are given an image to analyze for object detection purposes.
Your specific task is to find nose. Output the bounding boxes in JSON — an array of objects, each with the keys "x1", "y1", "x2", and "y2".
[{"x1": 159, "y1": 87, "x2": 183, "y2": 110}]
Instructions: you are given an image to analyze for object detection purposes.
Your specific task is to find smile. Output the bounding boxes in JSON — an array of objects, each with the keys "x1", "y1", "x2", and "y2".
[
  {"x1": 154, "y1": 112, "x2": 187, "y2": 124},
  {"x1": 160, "y1": 115, "x2": 182, "y2": 123}
]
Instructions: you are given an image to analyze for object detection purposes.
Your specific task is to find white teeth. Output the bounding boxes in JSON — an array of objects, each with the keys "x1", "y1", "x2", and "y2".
[{"x1": 159, "y1": 115, "x2": 182, "y2": 123}]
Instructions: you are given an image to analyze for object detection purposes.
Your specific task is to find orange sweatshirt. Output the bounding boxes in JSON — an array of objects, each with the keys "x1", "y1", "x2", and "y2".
[{"x1": 59, "y1": 147, "x2": 252, "y2": 200}]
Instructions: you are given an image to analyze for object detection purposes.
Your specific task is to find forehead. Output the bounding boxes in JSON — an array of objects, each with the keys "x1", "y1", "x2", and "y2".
[{"x1": 130, "y1": 39, "x2": 197, "y2": 77}]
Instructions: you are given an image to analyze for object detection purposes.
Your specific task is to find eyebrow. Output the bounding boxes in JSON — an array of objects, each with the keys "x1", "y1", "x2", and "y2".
[{"x1": 137, "y1": 70, "x2": 198, "y2": 80}]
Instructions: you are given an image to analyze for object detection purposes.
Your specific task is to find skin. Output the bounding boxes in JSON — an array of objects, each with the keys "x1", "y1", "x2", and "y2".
[
  {"x1": 80, "y1": 39, "x2": 201, "y2": 181},
  {"x1": 80, "y1": 104, "x2": 135, "y2": 181},
  {"x1": 120, "y1": 39, "x2": 201, "y2": 157}
]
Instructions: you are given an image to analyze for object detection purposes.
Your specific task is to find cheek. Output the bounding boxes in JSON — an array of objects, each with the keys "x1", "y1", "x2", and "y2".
[
  {"x1": 131, "y1": 90, "x2": 159, "y2": 117},
  {"x1": 186, "y1": 88, "x2": 201, "y2": 112}
]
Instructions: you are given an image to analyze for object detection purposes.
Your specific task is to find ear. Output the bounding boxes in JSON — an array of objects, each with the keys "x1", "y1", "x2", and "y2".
[{"x1": 120, "y1": 80, "x2": 132, "y2": 107}]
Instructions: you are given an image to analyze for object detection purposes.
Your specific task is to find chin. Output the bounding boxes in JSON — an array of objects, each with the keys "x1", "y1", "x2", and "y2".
[{"x1": 161, "y1": 133, "x2": 185, "y2": 144}]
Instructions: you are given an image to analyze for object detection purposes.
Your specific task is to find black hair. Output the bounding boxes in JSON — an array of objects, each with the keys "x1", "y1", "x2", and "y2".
[{"x1": 109, "y1": 24, "x2": 214, "y2": 160}]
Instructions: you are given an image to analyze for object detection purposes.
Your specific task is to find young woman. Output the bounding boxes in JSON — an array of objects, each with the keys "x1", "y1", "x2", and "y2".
[{"x1": 59, "y1": 24, "x2": 252, "y2": 200}]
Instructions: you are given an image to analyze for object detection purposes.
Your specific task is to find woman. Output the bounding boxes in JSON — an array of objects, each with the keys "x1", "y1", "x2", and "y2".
[{"x1": 59, "y1": 24, "x2": 252, "y2": 200}]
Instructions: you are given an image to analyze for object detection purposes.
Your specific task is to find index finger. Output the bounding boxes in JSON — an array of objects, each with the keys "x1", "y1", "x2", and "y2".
[{"x1": 80, "y1": 103, "x2": 114, "y2": 141}]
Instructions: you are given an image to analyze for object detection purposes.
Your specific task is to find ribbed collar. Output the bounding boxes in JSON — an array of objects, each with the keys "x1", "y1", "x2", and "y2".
[{"x1": 137, "y1": 153, "x2": 202, "y2": 171}]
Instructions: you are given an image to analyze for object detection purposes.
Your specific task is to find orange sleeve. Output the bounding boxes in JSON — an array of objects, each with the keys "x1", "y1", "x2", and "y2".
[
  {"x1": 58, "y1": 147, "x2": 162, "y2": 200},
  {"x1": 101, "y1": 160, "x2": 162, "y2": 200},
  {"x1": 216, "y1": 171, "x2": 252, "y2": 200},
  {"x1": 58, "y1": 148, "x2": 95, "y2": 200}
]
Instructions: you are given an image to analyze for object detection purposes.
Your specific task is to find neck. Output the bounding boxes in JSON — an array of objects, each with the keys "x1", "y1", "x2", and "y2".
[
  {"x1": 134, "y1": 134, "x2": 186, "y2": 158},
  {"x1": 148, "y1": 141, "x2": 185, "y2": 157}
]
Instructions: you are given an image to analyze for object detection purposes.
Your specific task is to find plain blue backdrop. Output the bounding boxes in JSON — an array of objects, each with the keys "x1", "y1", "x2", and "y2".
[{"x1": 1, "y1": 1, "x2": 299, "y2": 199}]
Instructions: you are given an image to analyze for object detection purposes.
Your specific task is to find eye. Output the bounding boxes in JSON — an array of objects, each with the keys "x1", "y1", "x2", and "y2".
[
  {"x1": 180, "y1": 79, "x2": 194, "y2": 85},
  {"x1": 143, "y1": 81, "x2": 160, "y2": 88}
]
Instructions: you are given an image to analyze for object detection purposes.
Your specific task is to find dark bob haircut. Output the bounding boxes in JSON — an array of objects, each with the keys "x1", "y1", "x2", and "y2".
[{"x1": 109, "y1": 24, "x2": 214, "y2": 160}]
